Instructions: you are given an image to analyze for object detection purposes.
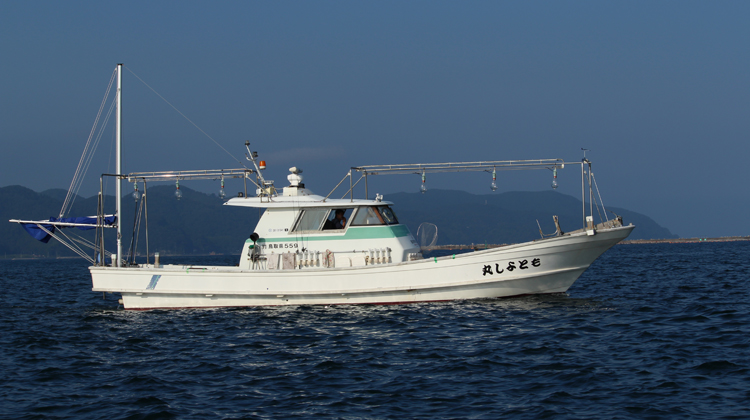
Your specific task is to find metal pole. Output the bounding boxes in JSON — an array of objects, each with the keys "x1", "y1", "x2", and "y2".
[
  {"x1": 144, "y1": 180, "x2": 149, "y2": 265},
  {"x1": 581, "y1": 161, "x2": 585, "y2": 229},
  {"x1": 588, "y1": 161, "x2": 594, "y2": 225},
  {"x1": 116, "y1": 63, "x2": 123, "y2": 267},
  {"x1": 99, "y1": 176, "x2": 104, "y2": 266}
]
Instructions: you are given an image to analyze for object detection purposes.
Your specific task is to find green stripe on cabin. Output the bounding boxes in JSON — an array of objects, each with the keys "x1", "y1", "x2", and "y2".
[{"x1": 248, "y1": 225, "x2": 410, "y2": 243}]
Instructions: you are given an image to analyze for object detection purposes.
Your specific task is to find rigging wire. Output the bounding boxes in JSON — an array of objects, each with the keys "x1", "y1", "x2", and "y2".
[
  {"x1": 124, "y1": 66, "x2": 247, "y2": 169},
  {"x1": 60, "y1": 68, "x2": 117, "y2": 218},
  {"x1": 52, "y1": 228, "x2": 95, "y2": 264},
  {"x1": 35, "y1": 225, "x2": 94, "y2": 264},
  {"x1": 127, "y1": 197, "x2": 144, "y2": 265},
  {"x1": 68, "y1": 233, "x2": 100, "y2": 252},
  {"x1": 64, "y1": 98, "x2": 117, "y2": 217},
  {"x1": 591, "y1": 173, "x2": 609, "y2": 223},
  {"x1": 103, "y1": 122, "x2": 116, "y2": 202}
]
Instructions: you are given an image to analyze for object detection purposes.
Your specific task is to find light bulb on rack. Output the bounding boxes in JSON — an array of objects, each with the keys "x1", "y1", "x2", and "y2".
[
  {"x1": 132, "y1": 181, "x2": 141, "y2": 201},
  {"x1": 219, "y1": 177, "x2": 226, "y2": 199},
  {"x1": 491, "y1": 168, "x2": 498, "y2": 191},
  {"x1": 551, "y1": 167, "x2": 558, "y2": 190},
  {"x1": 175, "y1": 179, "x2": 182, "y2": 200}
]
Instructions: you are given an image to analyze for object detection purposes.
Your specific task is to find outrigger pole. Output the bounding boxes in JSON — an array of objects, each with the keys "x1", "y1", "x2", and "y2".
[
  {"x1": 329, "y1": 158, "x2": 611, "y2": 231},
  {"x1": 348, "y1": 159, "x2": 565, "y2": 203}
]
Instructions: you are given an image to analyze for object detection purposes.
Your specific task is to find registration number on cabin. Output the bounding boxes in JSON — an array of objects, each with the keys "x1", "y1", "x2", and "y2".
[
  {"x1": 482, "y1": 258, "x2": 541, "y2": 276},
  {"x1": 259, "y1": 243, "x2": 299, "y2": 250}
]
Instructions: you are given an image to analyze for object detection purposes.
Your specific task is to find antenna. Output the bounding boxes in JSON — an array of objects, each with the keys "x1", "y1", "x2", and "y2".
[{"x1": 245, "y1": 141, "x2": 269, "y2": 188}]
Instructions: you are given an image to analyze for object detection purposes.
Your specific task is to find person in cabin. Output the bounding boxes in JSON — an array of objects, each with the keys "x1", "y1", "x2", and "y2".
[
  {"x1": 323, "y1": 209, "x2": 348, "y2": 230},
  {"x1": 332, "y1": 209, "x2": 347, "y2": 229}
]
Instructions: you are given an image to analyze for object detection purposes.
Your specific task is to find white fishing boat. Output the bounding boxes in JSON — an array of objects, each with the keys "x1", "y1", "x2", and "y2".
[{"x1": 10, "y1": 64, "x2": 634, "y2": 309}]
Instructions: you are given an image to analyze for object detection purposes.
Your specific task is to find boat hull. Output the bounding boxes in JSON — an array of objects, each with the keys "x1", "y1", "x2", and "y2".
[{"x1": 90, "y1": 225, "x2": 634, "y2": 309}]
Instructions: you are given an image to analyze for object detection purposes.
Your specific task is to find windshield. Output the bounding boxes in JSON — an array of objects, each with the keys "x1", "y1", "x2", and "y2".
[
  {"x1": 351, "y1": 206, "x2": 399, "y2": 226},
  {"x1": 379, "y1": 206, "x2": 398, "y2": 225}
]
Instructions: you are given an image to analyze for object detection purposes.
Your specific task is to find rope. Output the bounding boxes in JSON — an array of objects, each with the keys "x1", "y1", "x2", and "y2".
[{"x1": 124, "y1": 66, "x2": 246, "y2": 168}]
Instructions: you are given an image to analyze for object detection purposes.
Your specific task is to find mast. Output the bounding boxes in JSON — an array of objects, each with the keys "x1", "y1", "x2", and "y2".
[{"x1": 116, "y1": 64, "x2": 123, "y2": 267}]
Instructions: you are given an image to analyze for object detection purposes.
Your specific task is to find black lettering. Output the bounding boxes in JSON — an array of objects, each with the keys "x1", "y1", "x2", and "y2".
[
  {"x1": 519, "y1": 259, "x2": 528, "y2": 269},
  {"x1": 482, "y1": 265, "x2": 493, "y2": 276},
  {"x1": 507, "y1": 261, "x2": 516, "y2": 272},
  {"x1": 495, "y1": 263, "x2": 504, "y2": 274},
  {"x1": 532, "y1": 258, "x2": 541, "y2": 267}
]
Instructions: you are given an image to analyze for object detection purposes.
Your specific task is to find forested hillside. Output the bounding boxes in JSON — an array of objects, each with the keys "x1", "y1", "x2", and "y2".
[{"x1": 1, "y1": 185, "x2": 676, "y2": 259}]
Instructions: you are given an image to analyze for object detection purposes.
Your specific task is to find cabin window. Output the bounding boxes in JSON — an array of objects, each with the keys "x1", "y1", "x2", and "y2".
[
  {"x1": 352, "y1": 207, "x2": 383, "y2": 225},
  {"x1": 293, "y1": 208, "x2": 354, "y2": 232},
  {"x1": 351, "y1": 206, "x2": 399, "y2": 226},
  {"x1": 379, "y1": 206, "x2": 399, "y2": 225},
  {"x1": 322, "y1": 208, "x2": 353, "y2": 230},
  {"x1": 293, "y1": 208, "x2": 329, "y2": 231}
]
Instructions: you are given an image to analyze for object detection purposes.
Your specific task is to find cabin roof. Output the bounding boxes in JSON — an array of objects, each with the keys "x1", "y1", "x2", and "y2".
[{"x1": 224, "y1": 194, "x2": 393, "y2": 209}]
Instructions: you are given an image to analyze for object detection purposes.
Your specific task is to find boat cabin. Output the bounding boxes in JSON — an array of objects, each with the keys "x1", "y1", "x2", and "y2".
[{"x1": 226, "y1": 170, "x2": 421, "y2": 270}]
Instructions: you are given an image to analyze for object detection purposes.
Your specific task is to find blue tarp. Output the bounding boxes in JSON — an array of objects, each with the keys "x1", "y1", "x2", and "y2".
[{"x1": 21, "y1": 215, "x2": 116, "y2": 243}]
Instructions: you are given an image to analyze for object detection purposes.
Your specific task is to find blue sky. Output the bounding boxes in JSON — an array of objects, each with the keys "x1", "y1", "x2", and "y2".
[{"x1": 1, "y1": 1, "x2": 749, "y2": 238}]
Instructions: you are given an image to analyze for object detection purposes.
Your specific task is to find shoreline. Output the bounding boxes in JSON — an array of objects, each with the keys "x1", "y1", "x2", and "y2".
[{"x1": 620, "y1": 236, "x2": 750, "y2": 244}]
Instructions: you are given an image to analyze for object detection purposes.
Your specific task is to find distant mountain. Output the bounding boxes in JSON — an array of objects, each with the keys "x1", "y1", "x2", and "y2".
[
  {"x1": 387, "y1": 189, "x2": 676, "y2": 245},
  {"x1": 1, "y1": 185, "x2": 78, "y2": 258},
  {"x1": 1, "y1": 185, "x2": 261, "y2": 258},
  {"x1": 1, "y1": 185, "x2": 675, "y2": 259},
  {"x1": 40, "y1": 188, "x2": 76, "y2": 202}
]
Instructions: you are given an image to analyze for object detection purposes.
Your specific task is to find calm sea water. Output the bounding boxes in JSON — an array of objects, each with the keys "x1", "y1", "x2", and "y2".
[{"x1": 1, "y1": 242, "x2": 749, "y2": 419}]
